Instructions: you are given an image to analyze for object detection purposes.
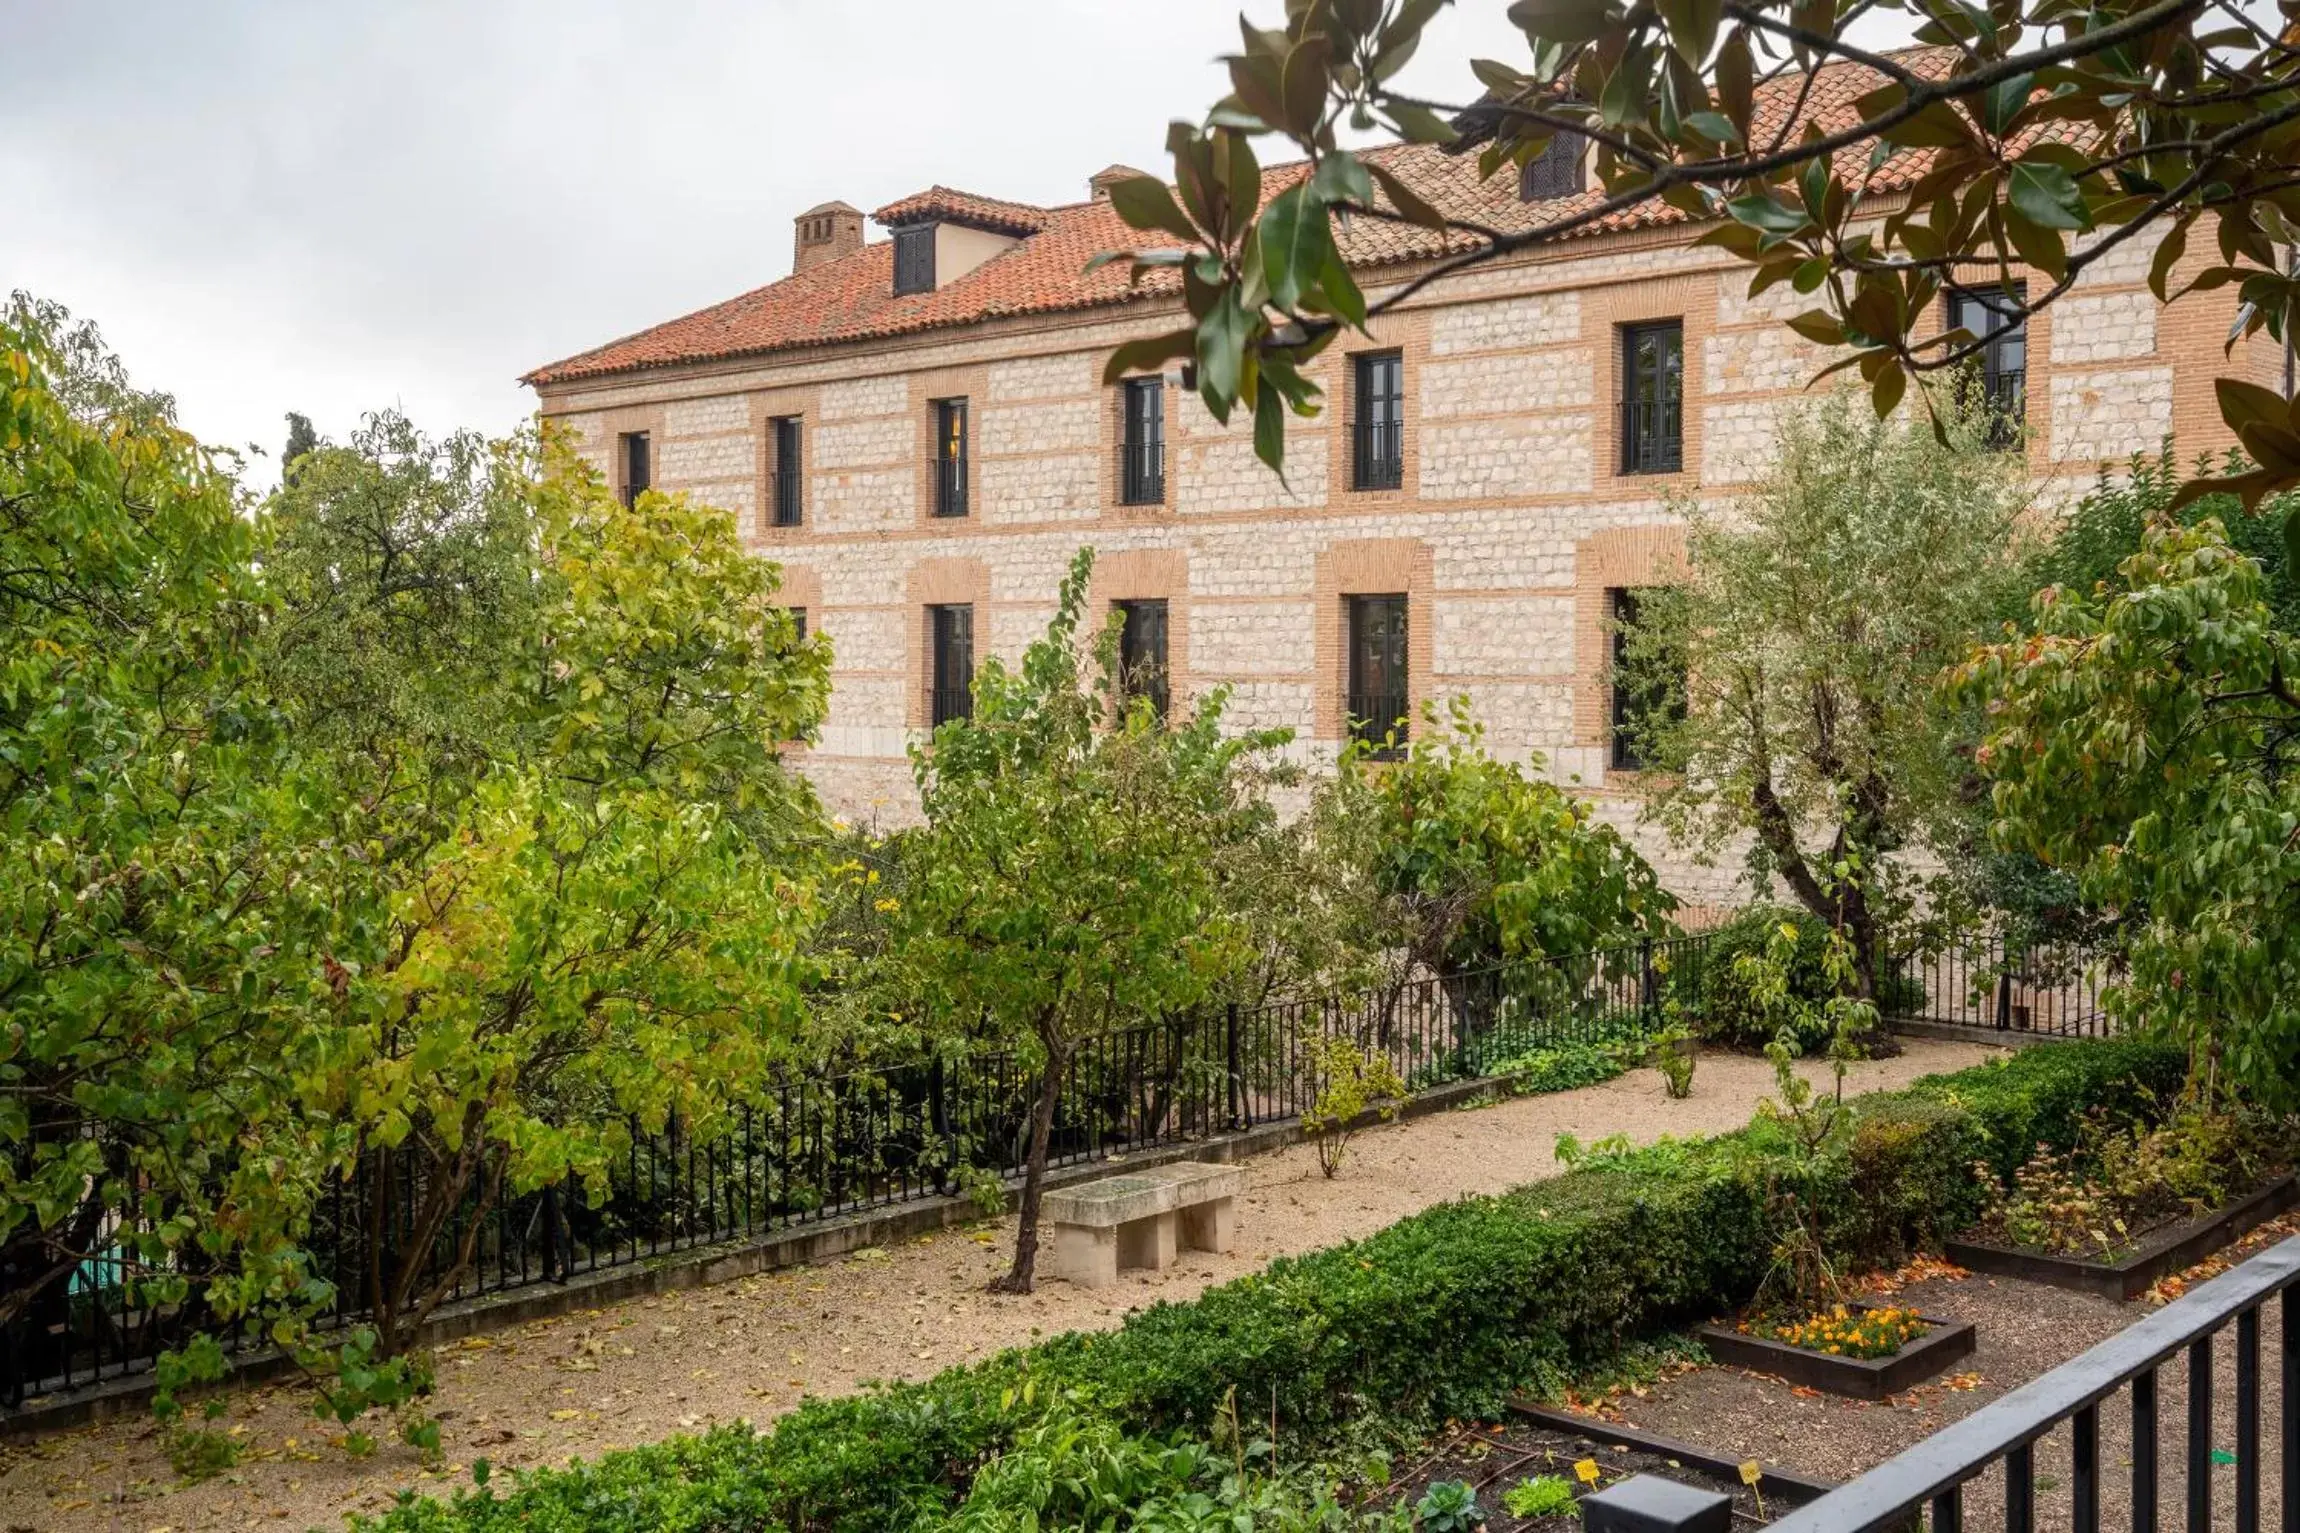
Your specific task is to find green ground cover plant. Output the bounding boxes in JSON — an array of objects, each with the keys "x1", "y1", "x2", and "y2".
[{"x1": 354, "y1": 1039, "x2": 2181, "y2": 1533}]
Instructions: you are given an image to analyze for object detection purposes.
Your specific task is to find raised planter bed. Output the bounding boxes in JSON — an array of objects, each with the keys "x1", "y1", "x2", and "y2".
[
  {"x1": 1694, "y1": 1305, "x2": 1976, "y2": 1401},
  {"x1": 1390, "y1": 1414, "x2": 1835, "y2": 1531},
  {"x1": 1946, "y1": 1172, "x2": 2298, "y2": 1301}
]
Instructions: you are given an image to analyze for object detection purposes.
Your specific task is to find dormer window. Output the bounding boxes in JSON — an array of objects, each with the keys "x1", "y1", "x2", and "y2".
[
  {"x1": 1519, "y1": 129, "x2": 1587, "y2": 200},
  {"x1": 893, "y1": 226, "x2": 936, "y2": 296}
]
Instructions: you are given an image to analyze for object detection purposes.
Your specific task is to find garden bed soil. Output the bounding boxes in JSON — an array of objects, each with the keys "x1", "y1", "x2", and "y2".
[
  {"x1": 1694, "y1": 1306, "x2": 1977, "y2": 1401},
  {"x1": 1946, "y1": 1173, "x2": 2298, "y2": 1301},
  {"x1": 1386, "y1": 1419, "x2": 1833, "y2": 1531}
]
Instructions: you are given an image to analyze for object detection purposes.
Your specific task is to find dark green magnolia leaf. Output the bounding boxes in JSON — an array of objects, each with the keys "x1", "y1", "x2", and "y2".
[
  {"x1": 1107, "y1": 177, "x2": 1201, "y2": 244},
  {"x1": 1259, "y1": 184, "x2": 1336, "y2": 313},
  {"x1": 1313, "y1": 153, "x2": 1374, "y2": 208},
  {"x1": 1384, "y1": 101, "x2": 1461, "y2": 145},
  {"x1": 1716, "y1": 30, "x2": 1754, "y2": 134},
  {"x1": 1280, "y1": 34, "x2": 1333, "y2": 137},
  {"x1": 1195, "y1": 289, "x2": 1253, "y2": 420},
  {"x1": 1101, "y1": 329, "x2": 1198, "y2": 386},
  {"x1": 1725, "y1": 194, "x2": 1810, "y2": 235},
  {"x1": 1981, "y1": 73, "x2": 2036, "y2": 135},
  {"x1": 1507, "y1": 0, "x2": 1614, "y2": 46},
  {"x1": 1685, "y1": 111, "x2": 1741, "y2": 145},
  {"x1": 2000, "y1": 199, "x2": 2071, "y2": 279},
  {"x1": 1318, "y1": 245, "x2": 1369, "y2": 329},
  {"x1": 1655, "y1": 0, "x2": 1722, "y2": 65},
  {"x1": 2218, "y1": 377, "x2": 2295, "y2": 439},
  {"x1": 2008, "y1": 161, "x2": 2091, "y2": 232},
  {"x1": 1253, "y1": 376, "x2": 1289, "y2": 479},
  {"x1": 1366, "y1": 161, "x2": 1449, "y2": 229}
]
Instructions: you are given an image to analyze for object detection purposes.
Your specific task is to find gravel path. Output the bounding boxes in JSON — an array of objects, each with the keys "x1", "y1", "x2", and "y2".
[
  {"x1": 1612, "y1": 1211, "x2": 2300, "y2": 1530},
  {"x1": 0, "y1": 1039, "x2": 1997, "y2": 1532}
]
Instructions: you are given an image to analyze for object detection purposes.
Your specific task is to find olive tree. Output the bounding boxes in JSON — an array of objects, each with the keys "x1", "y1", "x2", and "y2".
[{"x1": 1621, "y1": 390, "x2": 2037, "y2": 984}]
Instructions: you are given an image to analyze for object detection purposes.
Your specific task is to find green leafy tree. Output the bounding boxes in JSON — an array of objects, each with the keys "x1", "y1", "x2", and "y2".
[
  {"x1": 1622, "y1": 390, "x2": 2035, "y2": 986},
  {"x1": 1, "y1": 295, "x2": 335, "y2": 1342},
  {"x1": 1336, "y1": 700, "x2": 1672, "y2": 981},
  {"x1": 897, "y1": 550, "x2": 1289, "y2": 1292},
  {"x1": 1957, "y1": 518, "x2": 2300, "y2": 1106},
  {"x1": 284, "y1": 439, "x2": 832, "y2": 1355},
  {"x1": 282, "y1": 411, "x2": 320, "y2": 480},
  {"x1": 1096, "y1": 0, "x2": 2300, "y2": 510}
]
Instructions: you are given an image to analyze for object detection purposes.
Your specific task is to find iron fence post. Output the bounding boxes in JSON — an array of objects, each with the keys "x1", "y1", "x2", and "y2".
[
  {"x1": 1640, "y1": 935, "x2": 1657, "y2": 1027},
  {"x1": 1225, "y1": 1002, "x2": 1242, "y2": 1132}
]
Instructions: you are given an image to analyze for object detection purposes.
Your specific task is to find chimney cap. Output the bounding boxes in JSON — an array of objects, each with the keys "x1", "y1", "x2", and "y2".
[
  {"x1": 799, "y1": 199, "x2": 863, "y2": 217},
  {"x1": 1089, "y1": 164, "x2": 1155, "y2": 199}
]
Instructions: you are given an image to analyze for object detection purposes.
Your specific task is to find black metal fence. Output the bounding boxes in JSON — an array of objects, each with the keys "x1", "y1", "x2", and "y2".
[
  {"x1": 1771, "y1": 1233, "x2": 2296, "y2": 1533},
  {"x1": 0, "y1": 922, "x2": 2115, "y2": 1416}
]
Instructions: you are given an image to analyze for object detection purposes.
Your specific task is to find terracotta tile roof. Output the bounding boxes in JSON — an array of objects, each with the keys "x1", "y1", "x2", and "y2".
[
  {"x1": 870, "y1": 185, "x2": 1052, "y2": 235},
  {"x1": 525, "y1": 48, "x2": 1962, "y2": 388}
]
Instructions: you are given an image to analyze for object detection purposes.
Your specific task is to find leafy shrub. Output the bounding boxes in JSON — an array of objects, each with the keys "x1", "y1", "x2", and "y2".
[
  {"x1": 1677, "y1": 906, "x2": 1840, "y2": 1048},
  {"x1": 353, "y1": 1041, "x2": 2182, "y2": 1533},
  {"x1": 1485, "y1": 1042, "x2": 1627, "y2": 1097},
  {"x1": 1302, "y1": 1036, "x2": 1411, "y2": 1177},
  {"x1": 1649, "y1": 1027, "x2": 1697, "y2": 1099}
]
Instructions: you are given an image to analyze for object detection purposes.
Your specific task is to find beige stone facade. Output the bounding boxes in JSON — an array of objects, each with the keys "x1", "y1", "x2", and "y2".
[{"x1": 532, "y1": 190, "x2": 2276, "y2": 906}]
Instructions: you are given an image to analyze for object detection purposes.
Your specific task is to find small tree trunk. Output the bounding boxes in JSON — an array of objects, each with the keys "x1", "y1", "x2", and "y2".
[{"x1": 992, "y1": 1039, "x2": 1067, "y2": 1294}]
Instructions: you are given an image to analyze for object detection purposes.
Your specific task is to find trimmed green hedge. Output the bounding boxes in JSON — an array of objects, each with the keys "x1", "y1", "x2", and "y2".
[{"x1": 361, "y1": 1039, "x2": 2182, "y2": 1533}]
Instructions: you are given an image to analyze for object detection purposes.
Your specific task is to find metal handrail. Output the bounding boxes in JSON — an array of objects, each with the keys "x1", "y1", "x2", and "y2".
[{"x1": 1772, "y1": 1234, "x2": 2300, "y2": 1533}]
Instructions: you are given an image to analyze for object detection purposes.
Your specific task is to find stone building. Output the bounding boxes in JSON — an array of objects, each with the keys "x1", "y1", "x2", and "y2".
[{"x1": 524, "y1": 52, "x2": 2280, "y2": 902}]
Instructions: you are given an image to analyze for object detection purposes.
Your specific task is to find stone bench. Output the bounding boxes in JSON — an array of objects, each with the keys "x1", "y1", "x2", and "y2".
[{"x1": 1042, "y1": 1161, "x2": 1244, "y2": 1287}]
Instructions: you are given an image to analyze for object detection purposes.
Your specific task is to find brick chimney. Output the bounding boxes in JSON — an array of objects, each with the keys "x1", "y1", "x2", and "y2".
[
  {"x1": 1089, "y1": 165, "x2": 1153, "y2": 201},
  {"x1": 793, "y1": 201, "x2": 864, "y2": 274}
]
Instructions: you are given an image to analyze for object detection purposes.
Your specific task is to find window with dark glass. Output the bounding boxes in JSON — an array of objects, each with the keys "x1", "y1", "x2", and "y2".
[
  {"x1": 770, "y1": 416, "x2": 803, "y2": 527},
  {"x1": 1115, "y1": 599, "x2": 1170, "y2": 720},
  {"x1": 1946, "y1": 286, "x2": 2028, "y2": 448},
  {"x1": 930, "y1": 604, "x2": 973, "y2": 726},
  {"x1": 1346, "y1": 594, "x2": 1409, "y2": 752},
  {"x1": 789, "y1": 606, "x2": 807, "y2": 643},
  {"x1": 1119, "y1": 376, "x2": 1165, "y2": 505},
  {"x1": 932, "y1": 398, "x2": 969, "y2": 518},
  {"x1": 1609, "y1": 587, "x2": 1685, "y2": 771},
  {"x1": 893, "y1": 225, "x2": 936, "y2": 296},
  {"x1": 1351, "y1": 352, "x2": 1404, "y2": 491},
  {"x1": 619, "y1": 431, "x2": 651, "y2": 507},
  {"x1": 1518, "y1": 130, "x2": 1586, "y2": 200},
  {"x1": 1620, "y1": 322, "x2": 1684, "y2": 475}
]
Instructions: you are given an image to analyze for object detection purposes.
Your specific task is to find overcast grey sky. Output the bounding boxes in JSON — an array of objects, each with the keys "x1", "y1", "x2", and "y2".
[{"x1": 1, "y1": 1, "x2": 1551, "y2": 480}]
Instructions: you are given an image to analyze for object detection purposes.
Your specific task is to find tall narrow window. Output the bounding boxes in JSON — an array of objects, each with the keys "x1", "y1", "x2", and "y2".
[
  {"x1": 1115, "y1": 598, "x2": 1170, "y2": 720},
  {"x1": 1351, "y1": 352, "x2": 1404, "y2": 491},
  {"x1": 1518, "y1": 130, "x2": 1586, "y2": 200},
  {"x1": 930, "y1": 604, "x2": 973, "y2": 725},
  {"x1": 770, "y1": 417, "x2": 804, "y2": 527},
  {"x1": 1346, "y1": 594, "x2": 1409, "y2": 753},
  {"x1": 1119, "y1": 376, "x2": 1165, "y2": 505},
  {"x1": 1609, "y1": 587, "x2": 1686, "y2": 771},
  {"x1": 893, "y1": 225, "x2": 936, "y2": 295},
  {"x1": 619, "y1": 430, "x2": 652, "y2": 508},
  {"x1": 789, "y1": 606, "x2": 808, "y2": 643},
  {"x1": 1620, "y1": 322, "x2": 1684, "y2": 474},
  {"x1": 932, "y1": 398, "x2": 969, "y2": 518},
  {"x1": 1947, "y1": 286, "x2": 2028, "y2": 448}
]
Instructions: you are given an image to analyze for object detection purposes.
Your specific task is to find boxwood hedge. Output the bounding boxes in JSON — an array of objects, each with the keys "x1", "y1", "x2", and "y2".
[{"x1": 360, "y1": 1039, "x2": 2182, "y2": 1533}]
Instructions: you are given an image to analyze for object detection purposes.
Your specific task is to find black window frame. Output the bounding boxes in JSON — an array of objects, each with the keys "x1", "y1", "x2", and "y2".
[
  {"x1": 1619, "y1": 321, "x2": 1685, "y2": 475},
  {"x1": 893, "y1": 225, "x2": 936, "y2": 296},
  {"x1": 769, "y1": 415, "x2": 804, "y2": 527},
  {"x1": 929, "y1": 603, "x2": 974, "y2": 726},
  {"x1": 1945, "y1": 284, "x2": 2029, "y2": 449},
  {"x1": 789, "y1": 606, "x2": 807, "y2": 643},
  {"x1": 1608, "y1": 586, "x2": 1686, "y2": 772},
  {"x1": 931, "y1": 398, "x2": 969, "y2": 518},
  {"x1": 1118, "y1": 376, "x2": 1166, "y2": 505},
  {"x1": 619, "y1": 430, "x2": 652, "y2": 508},
  {"x1": 1518, "y1": 130, "x2": 1587, "y2": 200},
  {"x1": 1114, "y1": 598, "x2": 1171, "y2": 721},
  {"x1": 1345, "y1": 593, "x2": 1410, "y2": 755},
  {"x1": 1350, "y1": 351, "x2": 1405, "y2": 492}
]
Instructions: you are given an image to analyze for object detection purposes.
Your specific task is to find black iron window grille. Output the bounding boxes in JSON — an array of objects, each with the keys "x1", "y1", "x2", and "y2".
[
  {"x1": 1518, "y1": 129, "x2": 1587, "y2": 200},
  {"x1": 619, "y1": 430, "x2": 651, "y2": 508},
  {"x1": 769, "y1": 417, "x2": 803, "y2": 527},
  {"x1": 1620, "y1": 321, "x2": 1684, "y2": 475},
  {"x1": 1346, "y1": 593, "x2": 1408, "y2": 753},
  {"x1": 788, "y1": 606, "x2": 806, "y2": 643},
  {"x1": 932, "y1": 399, "x2": 969, "y2": 518},
  {"x1": 1115, "y1": 598, "x2": 1170, "y2": 720},
  {"x1": 930, "y1": 603, "x2": 973, "y2": 726},
  {"x1": 1119, "y1": 376, "x2": 1165, "y2": 505},
  {"x1": 893, "y1": 224, "x2": 936, "y2": 296},
  {"x1": 1947, "y1": 286, "x2": 2028, "y2": 449},
  {"x1": 1351, "y1": 352, "x2": 1404, "y2": 491}
]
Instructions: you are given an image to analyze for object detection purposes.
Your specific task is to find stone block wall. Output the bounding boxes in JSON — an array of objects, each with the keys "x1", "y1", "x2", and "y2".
[{"x1": 539, "y1": 219, "x2": 2255, "y2": 903}]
